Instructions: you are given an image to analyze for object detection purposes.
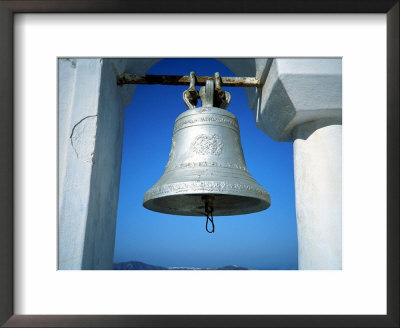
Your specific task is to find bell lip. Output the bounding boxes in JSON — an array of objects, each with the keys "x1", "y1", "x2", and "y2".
[
  {"x1": 143, "y1": 180, "x2": 270, "y2": 203},
  {"x1": 143, "y1": 192, "x2": 271, "y2": 217}
]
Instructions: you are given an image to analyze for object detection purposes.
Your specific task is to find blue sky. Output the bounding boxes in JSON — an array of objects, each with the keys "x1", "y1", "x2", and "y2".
[{"x1": 113, "y1": 58, "x2": 298, "y2": 270}]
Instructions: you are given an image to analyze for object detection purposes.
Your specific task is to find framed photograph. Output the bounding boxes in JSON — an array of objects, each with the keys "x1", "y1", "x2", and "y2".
[{"x1": 0, "y1": 1, "x2": 398, "y2": 327}]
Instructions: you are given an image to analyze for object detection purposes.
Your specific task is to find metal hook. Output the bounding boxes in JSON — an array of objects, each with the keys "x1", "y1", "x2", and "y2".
[
  {"x1": 215, "y1": 72, "x2": 231, "y2": 109},
  {"x1": 215, "y1": 72, "x2": 222, "y2": 91},
  {"x1": 182, "y1": 71, "x2": 199, "y2": 109},
  {"x1": 189, "y1": 71, "x2": 196, "y2": 91}
]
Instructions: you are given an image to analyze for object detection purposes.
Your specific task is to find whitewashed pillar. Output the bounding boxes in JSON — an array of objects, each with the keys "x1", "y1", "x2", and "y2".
[
  {"x1": 58, "y1": 58, "x2": 125, "y2": 269},
  {"x1": 255, "y1": 59, "x2": 342, "y2": 269},
  {"x1": 58, "y1": 58, "x2": 160, "y2": 269}
]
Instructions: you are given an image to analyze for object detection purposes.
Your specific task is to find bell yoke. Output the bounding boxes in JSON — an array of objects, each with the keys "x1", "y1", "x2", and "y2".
[{"x1": 143, "y1": 72, "x2": 271, "y2": 232}]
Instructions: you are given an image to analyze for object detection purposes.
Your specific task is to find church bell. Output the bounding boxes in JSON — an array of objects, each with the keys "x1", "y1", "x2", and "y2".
[{"x1": 143, "y1": 72, "x2": 270, "y2": 232}]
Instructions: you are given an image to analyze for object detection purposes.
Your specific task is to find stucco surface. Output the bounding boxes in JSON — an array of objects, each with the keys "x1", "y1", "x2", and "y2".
[
  {"x1": 294, "y1": 121, "x2": 342, "y2": 269},
  {"x1": 59, "y1": 59, "x2": 104, "y2": 269},
  {"x1": 256, "y1": 58, "x2": 342, "y2": 141}
]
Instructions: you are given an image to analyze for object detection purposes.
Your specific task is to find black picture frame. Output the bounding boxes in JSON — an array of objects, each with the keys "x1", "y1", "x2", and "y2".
[{"x1": 0, "y1": 1, "x2": 398, "y2": 327}]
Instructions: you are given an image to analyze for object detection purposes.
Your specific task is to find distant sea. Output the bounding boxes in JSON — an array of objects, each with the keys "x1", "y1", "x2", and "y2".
[{"x1": 113, "y1": 261, "x2": 249, "y2": 270}]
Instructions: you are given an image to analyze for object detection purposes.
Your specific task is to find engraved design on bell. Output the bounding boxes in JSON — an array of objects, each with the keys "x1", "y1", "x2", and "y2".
[
  {"x1": 143, "y1": 181, "x2": 270, "y2": 203},
  {"x1": 174, "y1": 116, "x2": 239, "y2": 133},
  {"x1": 197, "y1": 107, "x2": 212, "y2": 113},
  {"x1": 166, "y1": 161, "x2": 249, "y2": 173},
  {"x1": 191, "y1": 134, "x2": 223, "y2": 156}
]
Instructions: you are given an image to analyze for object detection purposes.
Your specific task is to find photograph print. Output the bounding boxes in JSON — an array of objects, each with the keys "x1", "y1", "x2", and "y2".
[{"x1": 58, "y1": 57, "x2": 342, "y2": 271}]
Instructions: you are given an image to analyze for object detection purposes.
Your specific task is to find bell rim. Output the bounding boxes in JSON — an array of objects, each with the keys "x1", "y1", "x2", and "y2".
[
  {"x1": 143, "y1": 192, "x2": 271, "y2": 217},
  {"x1": 143, "y1": 180, "x2": 270, "y2": 203}
]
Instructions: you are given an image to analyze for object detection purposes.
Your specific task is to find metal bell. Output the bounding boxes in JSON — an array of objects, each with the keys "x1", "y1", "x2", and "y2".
[{"x1": 143, "y1": 74, "x2": 270, "y2": 221}]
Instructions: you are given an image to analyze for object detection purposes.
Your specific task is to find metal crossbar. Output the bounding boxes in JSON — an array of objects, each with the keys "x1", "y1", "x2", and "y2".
[{"x1": 117, "y1": 73, "x2": 261, "y2": 87}]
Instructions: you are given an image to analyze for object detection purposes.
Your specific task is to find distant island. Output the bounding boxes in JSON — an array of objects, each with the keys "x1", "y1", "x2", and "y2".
[{"x1": 113, "y1": 261, "x2": 249, "y2": 270}]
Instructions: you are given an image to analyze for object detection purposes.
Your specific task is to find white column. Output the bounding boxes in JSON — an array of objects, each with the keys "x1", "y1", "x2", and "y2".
[
  {"x1": 58, "y1": 58, "x2": 126, "y2": 269},
  {"x1": 58, "y1": 58, "x2": 160, "y2": 269},
  {"x1": 293, "y1": 120, "x2": 342, "y2": 269},
  {"x1": 255, "y1": 58, "x2": 342, "y2": 269}
]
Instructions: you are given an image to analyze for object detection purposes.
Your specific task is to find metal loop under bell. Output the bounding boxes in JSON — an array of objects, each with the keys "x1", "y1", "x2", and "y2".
[{"x1": 204, "y1": 196, "x2": 215, "y2": 233}]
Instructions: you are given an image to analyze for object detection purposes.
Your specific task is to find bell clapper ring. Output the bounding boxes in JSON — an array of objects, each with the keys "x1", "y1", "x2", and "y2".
[{"x1": 202, "y1": 195, "x2": 215, "y2": 233}]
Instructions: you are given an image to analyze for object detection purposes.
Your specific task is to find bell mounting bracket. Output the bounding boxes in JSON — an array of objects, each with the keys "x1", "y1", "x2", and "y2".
[
  {"x1": 117, "y1": 72, "x2": 261, "y2": 87},
  {"x1": 183, "y1": 72, "x2": 200, "y2": 109},
  {"x1": 117, "y1": 71, "x2": 260, "y2": 110}
]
